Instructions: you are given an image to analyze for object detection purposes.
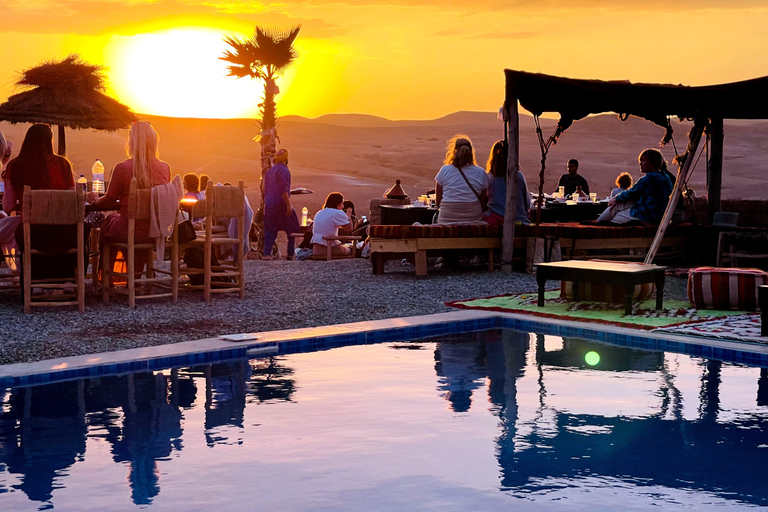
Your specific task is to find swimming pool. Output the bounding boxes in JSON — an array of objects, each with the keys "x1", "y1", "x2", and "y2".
[{"x1": 1, "y1": 326, "x2": 767, "y2": 511}]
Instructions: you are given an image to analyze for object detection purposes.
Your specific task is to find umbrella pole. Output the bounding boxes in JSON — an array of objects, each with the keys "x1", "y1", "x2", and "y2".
[{"x1": 57, "y1": 125, "x2": 66, "y2": 156}]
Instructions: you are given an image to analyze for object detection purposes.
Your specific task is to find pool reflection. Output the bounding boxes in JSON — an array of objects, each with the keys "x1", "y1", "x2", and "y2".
[
  {"x1": 0, "y1": 357, "x2": 295, "y2": 506},
  {"x1": 433, "y1": 332, "x2": 768, "y2": 506}
]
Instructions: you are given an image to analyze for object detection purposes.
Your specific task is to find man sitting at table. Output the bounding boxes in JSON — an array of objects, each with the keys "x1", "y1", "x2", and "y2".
[{"x1": 555, "y1": 159, "x2": 590, "y2": 197}]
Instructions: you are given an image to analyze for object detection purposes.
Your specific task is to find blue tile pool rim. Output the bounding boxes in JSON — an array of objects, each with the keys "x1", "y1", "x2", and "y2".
[{"x1": 1, "y1": 311, "x2": 768, "y2": 389}]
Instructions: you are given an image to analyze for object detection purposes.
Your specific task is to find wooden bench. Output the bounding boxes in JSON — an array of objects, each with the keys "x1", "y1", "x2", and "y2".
[{"x1": 369, "y1": 224, "x2": 521, "y2": 275}]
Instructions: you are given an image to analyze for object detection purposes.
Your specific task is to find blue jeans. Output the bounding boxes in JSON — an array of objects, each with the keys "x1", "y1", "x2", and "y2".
[{"x1": 263, "y1": 208, "x2": 300, "y2": 257}]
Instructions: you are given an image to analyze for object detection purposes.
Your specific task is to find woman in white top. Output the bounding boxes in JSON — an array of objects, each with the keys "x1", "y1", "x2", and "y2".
[
  {"x1": 310, "y1": 192, "x2": 353, "y2": 258},
  {"x1": 434, "y1": 134, "x2": 489, "y2": 224}
]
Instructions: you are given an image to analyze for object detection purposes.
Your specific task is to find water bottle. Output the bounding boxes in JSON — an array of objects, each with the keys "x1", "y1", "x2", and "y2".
[
  {"x1": 301, "y1": 206, "x2": 308, "y2": 226},
  {"x1": 92, "y1": 159, "x2": 105, "y2": 194},
  {"x1": 77, "y1": 174, "x2": 87, "y2": 192}
]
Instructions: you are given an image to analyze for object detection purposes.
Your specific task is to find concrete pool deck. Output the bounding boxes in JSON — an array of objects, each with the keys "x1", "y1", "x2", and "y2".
[{"x1": 2, "y1": 309, "x2": 768, "y2": 388}]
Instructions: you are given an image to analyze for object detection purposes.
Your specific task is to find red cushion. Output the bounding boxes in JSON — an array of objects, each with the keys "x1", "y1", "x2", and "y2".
[
  {"x1": 369, "y1": 224, "x2": 502, "y2": 238},
  {"x1": 687, "y1": 266, "x2": 768, "y2": 310}
]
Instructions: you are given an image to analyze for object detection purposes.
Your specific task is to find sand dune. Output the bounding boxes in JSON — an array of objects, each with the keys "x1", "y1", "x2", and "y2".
[{"x1": 2, "y1": 112, "x2": 766, "y2": 217}]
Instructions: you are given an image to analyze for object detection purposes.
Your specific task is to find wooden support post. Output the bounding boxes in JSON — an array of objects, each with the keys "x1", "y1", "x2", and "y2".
[
  {"x1": 501, "y1": 98, "x2": 520, "y2": 274},
  {"x1": 57, "y1": 124, "x2": 66, "y2": 156},
  {"x1": 706, "y1": 117, "x2": 723, "y2": 223},
  {"x1": 645, "y1": 121, "x2": 706, "y2": 264}
]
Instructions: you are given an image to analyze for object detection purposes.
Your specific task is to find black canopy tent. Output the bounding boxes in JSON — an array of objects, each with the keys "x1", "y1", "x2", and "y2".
[{"x1": 500, "y1": 69, "x2": 768, "y2": 272}]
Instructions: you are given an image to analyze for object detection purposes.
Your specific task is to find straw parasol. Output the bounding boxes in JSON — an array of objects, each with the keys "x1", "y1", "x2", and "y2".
[{"x1": 0, "y1": 54, "x2": 137, "y2": 155}]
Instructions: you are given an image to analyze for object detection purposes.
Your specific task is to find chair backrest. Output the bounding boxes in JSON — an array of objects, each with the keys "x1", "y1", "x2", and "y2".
[
  {"x1": 713, "y1": 211, "x2": 739, "y2": 227},
  {"x1": 207, "y1": 181, "x2": 245, "y2": 218},
  {"x1": 126, "y1": 178, "x2": 152, "y2": 221},
  {"x1": 22, "y1": 186, "x2": 85, "y2": 225}
]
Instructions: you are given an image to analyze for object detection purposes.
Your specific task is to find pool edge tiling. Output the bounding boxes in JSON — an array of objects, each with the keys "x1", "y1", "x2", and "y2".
[{"x1": 2, "y1": 311, "x2": 768, "y2": 388}]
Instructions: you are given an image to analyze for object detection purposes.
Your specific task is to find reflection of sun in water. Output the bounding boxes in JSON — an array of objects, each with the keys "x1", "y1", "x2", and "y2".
[{"x1": 105, "y1": 28, "x2": 290, "y2": 119}]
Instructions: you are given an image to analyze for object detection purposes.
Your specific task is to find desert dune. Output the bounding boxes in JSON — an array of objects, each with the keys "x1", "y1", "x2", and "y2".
[{"x1": 2, "y1": 112, "x2": 766, "y2": 219}]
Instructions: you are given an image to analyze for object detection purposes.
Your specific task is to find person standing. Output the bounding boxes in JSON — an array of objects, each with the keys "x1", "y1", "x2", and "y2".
[
  {"x1": 556, "y1": 159, "x2": 590, "y2": 197},
  {"x1": 262, "y1": 149, "x2": 300, "y2": 260}
]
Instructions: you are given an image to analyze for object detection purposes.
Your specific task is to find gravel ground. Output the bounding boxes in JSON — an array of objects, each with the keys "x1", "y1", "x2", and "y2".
[{"x1": 0, "y1": 259, "x2": 689, "y2": 365}]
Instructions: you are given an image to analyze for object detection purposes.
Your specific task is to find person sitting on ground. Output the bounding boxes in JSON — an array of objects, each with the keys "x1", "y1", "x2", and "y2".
[
  {"x1": 311, "y1": 192, "x2": 353, "y2": 258},
  {"x1": 3, "y1": 124, "x2": 81, "y2": 280},
  {"x1": 87, "y1": 121, "x2": 171, "y2": 272},
  {"x1": 339, "y1": 200, "x2": 363, "y2": 236},
  {"x1": 484, "y1": 140, "x2": 532, "y2": 226},
  {"x1": 435, "y1": 135, "x2": 488, "y2": 224},
  {"x1": 610, "y1": 172, "x2": 633, "y2": 198},
  {"x1": 596, "y1": 148, "x2": 672, "y2": 225},
  {"x1": 556, "y1": 158, "x2": 590, "y2": 197}
]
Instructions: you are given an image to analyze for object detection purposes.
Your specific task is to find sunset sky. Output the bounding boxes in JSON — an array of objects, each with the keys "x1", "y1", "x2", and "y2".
[{"x1": 1, "y1": 1, "x2": 766, "y2": 120}]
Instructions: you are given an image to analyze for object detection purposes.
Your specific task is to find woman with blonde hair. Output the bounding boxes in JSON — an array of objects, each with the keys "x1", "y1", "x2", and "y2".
[
  {"x1": 434, "y1": 134, "x2": 488, "y2": 224},
  {"x1": 88, "y1": 121, "x2": 171, "y2": 268}
]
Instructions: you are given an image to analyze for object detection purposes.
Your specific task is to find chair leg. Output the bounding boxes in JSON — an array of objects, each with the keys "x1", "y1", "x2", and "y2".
[
  {"x1": 102, "y1": 244, "x2": 111, "y2": 303},
  {"x1": 127, "y1": 246, "x2": 136, "y2": 309},
  {"x1": 171, "y1": 241, "x2": 179, "y2": 303},
  {"x1": 23, "y1": 246, "x2": 31, "y2": 315}
]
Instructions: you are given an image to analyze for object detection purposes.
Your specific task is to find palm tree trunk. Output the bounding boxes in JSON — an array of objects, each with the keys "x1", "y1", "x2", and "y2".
[{"x1": 259, "y1": 77, "x2": 278, "y2": 177}]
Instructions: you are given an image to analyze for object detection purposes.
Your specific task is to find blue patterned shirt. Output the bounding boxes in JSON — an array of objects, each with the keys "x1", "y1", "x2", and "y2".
[{"x1": 615, "y1": 170, "x2": 673, "y2": 224}]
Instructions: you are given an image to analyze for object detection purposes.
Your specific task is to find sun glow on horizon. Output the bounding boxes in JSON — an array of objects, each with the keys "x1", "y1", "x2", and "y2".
[{"x1": 104, "y1": 28, "x2": 296, "y2": 119}]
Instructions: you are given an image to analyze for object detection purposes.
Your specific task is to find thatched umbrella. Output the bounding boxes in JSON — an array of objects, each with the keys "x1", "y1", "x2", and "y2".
[{"x1": 0, "y1": 54, "x2": 136, "y2": 155}]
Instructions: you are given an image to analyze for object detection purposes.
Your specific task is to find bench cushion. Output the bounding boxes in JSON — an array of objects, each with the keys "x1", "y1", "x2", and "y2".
[
  {"x1": 369, "y1": 222, "x2": 690, "y2": 240},
  {"x1": 369, "y1": 224, "x2": 502, "y2": 239},
  {"x1": 687, "y1": 266, "x2": 768, "y2": 310}
]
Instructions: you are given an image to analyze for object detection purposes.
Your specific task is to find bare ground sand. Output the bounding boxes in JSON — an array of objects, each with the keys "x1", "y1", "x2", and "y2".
[{"x1": 2, "y1": 112, "x2": 766, "y2": 218}]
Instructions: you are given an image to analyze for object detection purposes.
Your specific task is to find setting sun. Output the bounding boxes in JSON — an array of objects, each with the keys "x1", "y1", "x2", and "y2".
[{"x1": 104, "y1": 28, "x2": 290, "y2": 119}]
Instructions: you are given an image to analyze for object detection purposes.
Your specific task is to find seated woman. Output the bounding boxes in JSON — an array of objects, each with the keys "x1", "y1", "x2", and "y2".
[
  {"x1": 183, "y1": 173, "x2": 202, "y2": 200},
  {"x1": 596, "y1": 148, "x2": 673, "y2": 225},
  {"x1": 3, "y1": 124, "x2": 79, "y2": 279},
  {"x1": 0, "y1": 131, "x2": 16, "y2": 263},
  {"x1": 87, "y1": 121, "x2": 171, "y2": 272},
  {"x1": 610, "y1": 172, "x2": 633, "y2": 198},
  {"x1": 484, "y1": 140, "x2": 531, "y2": 226},
  {"x1": 435, "y1": 135, "x2": 488, "y2": 224},
  {"x1": 311, "y1": 192, "x2": 353, "y2": 258}
]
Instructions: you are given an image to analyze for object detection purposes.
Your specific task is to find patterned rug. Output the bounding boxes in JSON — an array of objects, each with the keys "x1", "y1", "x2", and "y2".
[
  {"x1": 447, "y1": 291, "x2": 745, "y2": 330},
  {"x1": 653, "y1": 314, "x2": 766, "y2": 342}
]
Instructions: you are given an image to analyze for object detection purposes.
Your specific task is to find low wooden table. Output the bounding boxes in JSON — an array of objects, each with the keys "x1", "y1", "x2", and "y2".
[{"x1": 534, "y1": 260, "x2": 667, "y2": 315}]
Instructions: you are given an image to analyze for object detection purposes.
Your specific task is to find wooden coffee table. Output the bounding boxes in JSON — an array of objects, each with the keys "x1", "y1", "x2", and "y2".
[{"x1": 534, "y1": 260, "x2": 667, "y2": 316}]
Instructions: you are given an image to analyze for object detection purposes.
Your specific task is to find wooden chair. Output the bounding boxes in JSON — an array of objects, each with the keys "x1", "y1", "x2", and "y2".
[
  {"x1": 101, "y1": 178, "x2": 179, "y2": 307},
  {"x1": 22, "y1": 186, "x2": 85, "y2": 313},
  {"x1": 180, "y1": 181, "x2": 246, "y2": 301}
]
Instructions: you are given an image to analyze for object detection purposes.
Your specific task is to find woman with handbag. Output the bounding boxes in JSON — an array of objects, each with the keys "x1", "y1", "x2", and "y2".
[{"x1": 434, "y1": 135, "x2": 489, "y2": 224}]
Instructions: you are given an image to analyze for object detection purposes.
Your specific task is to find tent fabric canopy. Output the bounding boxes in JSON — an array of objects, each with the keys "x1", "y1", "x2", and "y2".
[{"x1": 504, "y1": 69, "x2": 768, "y2": 133}]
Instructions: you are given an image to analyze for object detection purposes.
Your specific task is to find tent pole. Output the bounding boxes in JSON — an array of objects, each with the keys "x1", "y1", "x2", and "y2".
[
  {"x1": 644, "y1": 121, "x2": 705, "y2": 264},
  {"x1": 706, "y1": 118, "x2": 723, "y2": 223},
  {"x1": 57, "y1": 125, "x2": 66, "y2": 156},
  {"x1": 501, "y1": 98, "x2": 520, "y2": 274}
]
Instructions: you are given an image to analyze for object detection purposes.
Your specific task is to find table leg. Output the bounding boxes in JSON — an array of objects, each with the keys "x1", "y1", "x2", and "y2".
[
  {"x1": 625, "y1": 283, "x2": 633, "y2": 316},
  {"x1": 573, "y1": 282, "x2": 580, "y2": 303},
  {"x1": 656, "y1": 274, "x2": 665, "y2": 311},
  {"x1": 759, "y1": 285, "x2": 768, "y2": 337},
  {"x1": 537, "y1": 276, "x2": 546, "y2": 307}
]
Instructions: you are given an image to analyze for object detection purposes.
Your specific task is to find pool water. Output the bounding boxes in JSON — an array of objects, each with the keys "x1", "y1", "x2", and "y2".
[{"x1": 1, "y1": 329, "x2": 768, "y2": 511}]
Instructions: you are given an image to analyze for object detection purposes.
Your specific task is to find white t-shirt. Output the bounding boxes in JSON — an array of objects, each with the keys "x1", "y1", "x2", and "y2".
[
  {"x1": 310, "y1": 208, "x2": 351, "y2": 246},
  {"x1": 435, "y1": 164, "x2": 489, "y2": 203}
]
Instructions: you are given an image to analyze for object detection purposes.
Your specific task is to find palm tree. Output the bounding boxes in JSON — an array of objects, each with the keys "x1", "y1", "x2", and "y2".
[{"x1": 221, "y1": 25, "x2": 301, "y2": 177}]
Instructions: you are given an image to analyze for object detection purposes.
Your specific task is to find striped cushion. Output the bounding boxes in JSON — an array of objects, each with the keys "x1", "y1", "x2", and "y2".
[
  {"x1": 687, "y1": 266, "x2": 768, "y2": 310},
  {"x1": 369, "y1": 224, "x2": 502, "y2": 239},
  {"x1": 560, "y1": 260, "x2": 656, "y2": 302}
]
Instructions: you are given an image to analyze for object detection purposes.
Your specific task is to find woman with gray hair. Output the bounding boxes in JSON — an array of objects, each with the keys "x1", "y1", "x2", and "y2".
[{"x1": 434, "y1": 134, "x2": 488, "y2": 224}]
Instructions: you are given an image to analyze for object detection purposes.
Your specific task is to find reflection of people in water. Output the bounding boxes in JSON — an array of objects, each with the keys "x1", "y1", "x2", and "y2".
[
  {"x1": 434, "y1": 335, "x2": 488, "y2": 412},
  {"x1": 203, "y1": 361, "x2": 249, "y2": 444},
  {"x1": 1, "y1": 381, "x2": 87, "y2": 503},
  {"x1": 110, "y1": 372, "x2": 182, "y2": 505}
]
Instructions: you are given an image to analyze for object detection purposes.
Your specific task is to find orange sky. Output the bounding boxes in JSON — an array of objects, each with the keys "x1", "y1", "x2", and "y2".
[{"x1": 1, "y1": 1, "x2": 767, "y2": 120}]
